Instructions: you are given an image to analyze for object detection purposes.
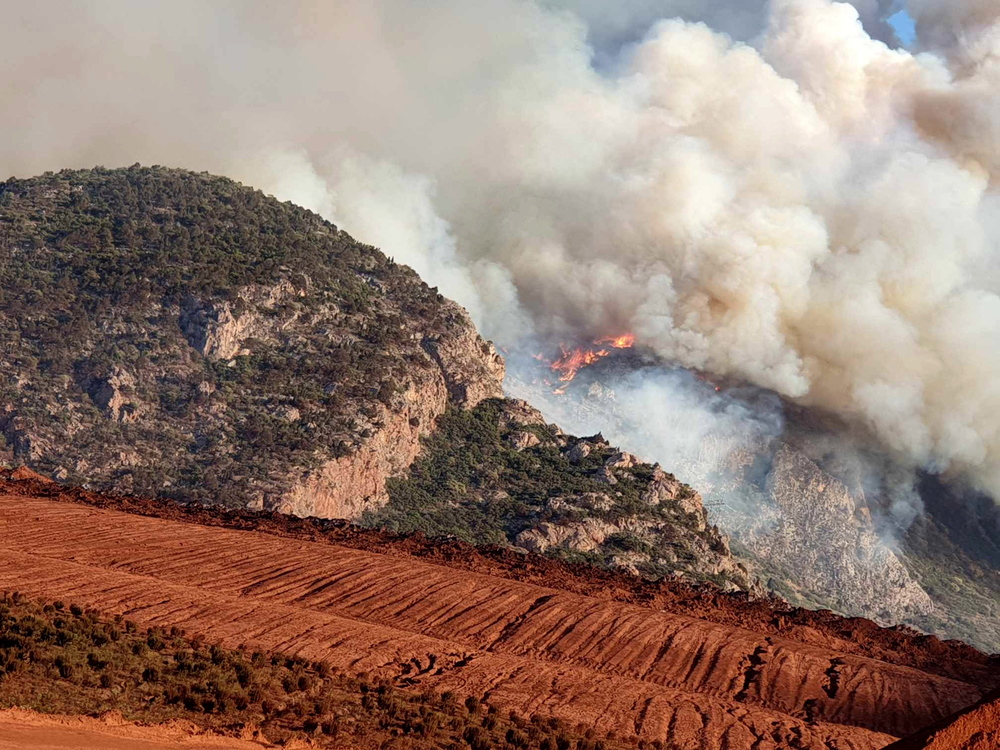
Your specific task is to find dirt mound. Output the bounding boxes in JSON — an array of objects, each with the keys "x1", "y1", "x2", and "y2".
[
  {"x1": 0, "y1": 489, "x2": 994, "y2": 749},
  {"x1": 0, "y1": 708, "x2": 269, "y2": 749},
  {"x1": 887, "y1": 689, "x2": 1000, "y2": 749},
  {"x1": 7, "y1": 466, "x2": 52, "y2": 483}
]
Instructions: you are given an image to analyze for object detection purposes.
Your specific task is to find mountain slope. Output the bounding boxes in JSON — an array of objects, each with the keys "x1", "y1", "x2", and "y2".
[
  {"x1": 509, "y1": 366, "x2": 1000, "y2": 652},
  {"x1": 0, "y1": 165, "x2": 504, "y2": 516},
  {"x1": 367, "y1": 398, "x2": 754, "y2": 590},
  {"x1": 0, "y1": 166, "x2": 756, "y2": 593}
]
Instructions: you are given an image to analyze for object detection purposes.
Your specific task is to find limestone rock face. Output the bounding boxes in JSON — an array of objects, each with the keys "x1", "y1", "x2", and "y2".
[
  {"x1": 274, "y1": 375, "x2": 448, "y2": 518},
  {"x1": 566, "y1": 441, "x2": 593, "y2": 463},
  {"x1": 605, "y1": 451, "x2": 639, "y2": 469},
  {"x1": 232, "y1": 299, "x2": 506, "y2": 520},
  {"x1": 84, "y1": 368, "x2": 139, "y2": 423},
  {"x1": 733, "y1": 446, "x2": 934, "y2": 621},
  {"x1": 643, "y1": 469, "x2": 708, "y2": 531},
  {"x1": 516, "y1": 518, "x2": 619, "y2": 554},
  {"x1": 507, "y1": 431, "x2": 541, "y2": 451},
  {"x1": 180, "y1": 281, "x2": 298, "y2": 360},
  {"x1": 0, "y1": 409, "x2": 48, "y2": 461},
  {"x1": 421, "y1": 305, "x2": 505, "y2": 408},
  {"x1": 499, "y1": 399, "x2": 546, "y2": 429},
  {"x1": 594, "y1": 466, "x2": 618, "y2": 485}
]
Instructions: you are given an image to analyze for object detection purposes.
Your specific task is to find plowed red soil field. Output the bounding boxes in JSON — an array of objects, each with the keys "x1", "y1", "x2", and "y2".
[{"x1": 0, "y1": 490, "x2": 993, "y2": 750}]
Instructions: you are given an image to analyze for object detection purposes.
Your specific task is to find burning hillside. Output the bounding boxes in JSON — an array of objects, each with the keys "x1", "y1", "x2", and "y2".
[{"x1": 536, "y1": 334, "x2": 636, "y2": 393}]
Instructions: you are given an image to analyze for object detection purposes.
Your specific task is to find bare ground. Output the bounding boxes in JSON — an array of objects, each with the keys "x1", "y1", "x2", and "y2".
[
  {"x1": 0, "y1": 709, "x2": 271, "y2": 750},
  {"x1": 3, "y1": 470, "x2": 993, "y2": 690},
  {"x1": 0, "y1": 491, "x2": 993, "y2": 749}
]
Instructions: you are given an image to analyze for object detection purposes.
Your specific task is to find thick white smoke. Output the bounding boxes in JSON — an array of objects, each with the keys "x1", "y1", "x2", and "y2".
[{"x1": 3, "y1": 0, "x2": 1000, "y2": 497}]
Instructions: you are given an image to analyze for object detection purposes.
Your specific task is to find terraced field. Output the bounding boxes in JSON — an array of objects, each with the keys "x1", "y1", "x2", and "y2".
[{"x1": 0, "y1": 494, "x2": 988, "y2": 749}]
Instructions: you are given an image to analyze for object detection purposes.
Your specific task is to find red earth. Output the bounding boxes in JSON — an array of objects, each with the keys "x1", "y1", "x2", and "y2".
[
  {"x1": 883, "y1": 689, "x2": 1000, "y2": 749},
  {"x1": 0, "y1": 470, "x2": 996, "y2": 749}
]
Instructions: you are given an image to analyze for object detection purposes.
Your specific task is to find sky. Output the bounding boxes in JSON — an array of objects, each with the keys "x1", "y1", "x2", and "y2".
[{"x1": 889, "y1": 9, "x2": 917, "y2": 44}]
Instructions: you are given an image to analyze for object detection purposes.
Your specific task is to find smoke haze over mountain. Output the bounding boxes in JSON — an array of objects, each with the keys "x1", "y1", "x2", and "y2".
[{"x1": 4, "y1": 0, "x2": 1000, "y2": 499}]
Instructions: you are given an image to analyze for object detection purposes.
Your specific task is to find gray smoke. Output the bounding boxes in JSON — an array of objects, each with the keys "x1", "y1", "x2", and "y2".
[{"x1": 4, "y1": 1, "x2": 1000, "y2": 499}]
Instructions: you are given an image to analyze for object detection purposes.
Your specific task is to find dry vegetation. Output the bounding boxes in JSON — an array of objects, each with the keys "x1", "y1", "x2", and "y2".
[{"x1": 0, "y1": 592, "x2": 645, "y2": 750}]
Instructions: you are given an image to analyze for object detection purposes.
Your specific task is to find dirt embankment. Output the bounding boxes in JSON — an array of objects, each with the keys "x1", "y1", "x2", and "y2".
[
  {"x1": 884, "y1": 689, "x2": 1000, "y2": 749},
  {"x1": 0, "y1": 481, "x2": 995, "y2": 749},
  {"x1": 1, "y1": 471, "x2": 994, "y2": 689},
  {"x1": 0, "y1": 709, "x2": 270, "y2": 750}
]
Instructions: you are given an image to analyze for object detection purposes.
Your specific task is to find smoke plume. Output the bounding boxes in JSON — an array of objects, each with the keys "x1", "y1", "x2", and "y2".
[{"x1": 4, "y1": 1, "x2": 1000, "y2": 497}]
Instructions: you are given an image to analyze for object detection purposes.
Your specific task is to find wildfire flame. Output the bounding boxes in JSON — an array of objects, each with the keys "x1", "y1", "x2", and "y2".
[
  {"x1": 551, "y1": 346, "x2": 609, "y2": 382},
  {"x1": 595, "y1": 333, "x2": 635, "y2": 349},
  {"x1": 546, "y1": 333, "x2": 635, "y2": 389}
]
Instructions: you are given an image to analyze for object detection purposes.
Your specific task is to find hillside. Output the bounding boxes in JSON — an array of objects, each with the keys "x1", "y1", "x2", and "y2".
[
  {"x1": 0, "y1": 165, "x2": 505, "y2": 518},
  {"x1": 366, "y1": 398, "x2": 754, "y2": 590},
  {"x1": 509, "y1": 365, "x2": 1000, "y2": 653},
  {"x1": 0, "y1": 166, "x2": 758, "y2": 594},
  {"x1": 0, "y1": 473, "x2": 997, "y2": 749}
]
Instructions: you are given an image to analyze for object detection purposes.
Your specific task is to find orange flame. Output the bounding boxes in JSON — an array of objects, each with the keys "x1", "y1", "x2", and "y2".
[
  {"x1": 547, "y1": 333, "x2": 635, "y2": 389},
  {"x1": 595, "y1": 333, "x2": 635, "y2": 349}
]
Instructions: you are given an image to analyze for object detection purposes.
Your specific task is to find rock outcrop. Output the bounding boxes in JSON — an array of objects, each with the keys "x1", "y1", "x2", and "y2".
[
  {"x1": 517, "y1": 517, "x2": 621, "y2": 554},
  {"x1": 743, "y1": 446, "x2": 934, "y2": 621},
  {"x1": 179, "y1": 280, "x2": 299, "y2": 360},
  {"x1": 269, "y1": 306, "x2": 503, "y2": 518},
  {"x1": 365, "y1": 398, "x2": 761, "y2": 594},
  {"x1": 422, "y1": 317, "x2": 506, "y2": 408},
  {"x1": 83, "y1": 367, "x2": 140, "y2": 423}
]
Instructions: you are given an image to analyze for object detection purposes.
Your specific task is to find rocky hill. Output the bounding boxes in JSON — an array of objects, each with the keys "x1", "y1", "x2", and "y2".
[
  {"x1": 366, "y1": 398, "x2": 755, "y2": 591},
  {"x1": 0, "y1": 166, "x2": 755, "y2": 594},
  {"x1": 0, "y1": 166, "x2": 504, "y2": 518},
  {"x1": 509, "y1": 366, "x2": 1000, "y2": 654}
]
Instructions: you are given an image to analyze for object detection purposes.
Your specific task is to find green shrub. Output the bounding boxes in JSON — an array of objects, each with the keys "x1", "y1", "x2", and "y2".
[{"x1": 0, "y1": 594, "x2": 642, "y2": 750}]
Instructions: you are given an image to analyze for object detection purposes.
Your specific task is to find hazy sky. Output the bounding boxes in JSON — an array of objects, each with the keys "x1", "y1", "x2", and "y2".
[{"x1": 4, "y1": 0, "x2": 1000, "y2": 498}]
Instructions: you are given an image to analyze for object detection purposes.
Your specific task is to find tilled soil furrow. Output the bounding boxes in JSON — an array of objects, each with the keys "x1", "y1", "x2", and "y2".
[
  {"x1": 0, "y1": 496, "x2": 976, "y2": 747},
  {"x1": 4, "y1": 500, "x2": 981, "y2": 731},
  {"x1": 234, "y1": 564, "x2": 330, "y2": 601},
  {"x1": 0, "y1": 547, "x2": 463, "y2": 671}
]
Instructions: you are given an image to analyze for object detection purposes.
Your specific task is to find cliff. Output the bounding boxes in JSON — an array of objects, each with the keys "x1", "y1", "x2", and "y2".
[{"x1": 738, "y1": 445, "x2": 934, "y2": 620}]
